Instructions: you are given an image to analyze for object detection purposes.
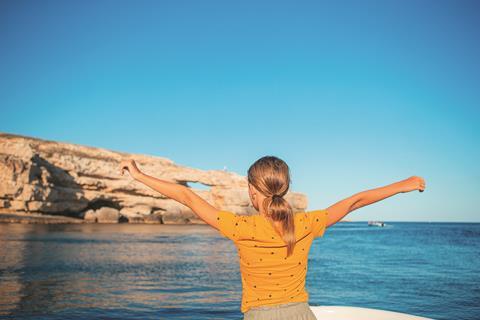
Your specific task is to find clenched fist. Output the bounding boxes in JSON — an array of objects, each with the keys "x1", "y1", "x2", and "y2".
[
  {"x1": 401, "y1": 176, "x2": 426, "y2": 193},
  {"x1": 119, "y1": 159, "x2": 142, "y2": 179}
]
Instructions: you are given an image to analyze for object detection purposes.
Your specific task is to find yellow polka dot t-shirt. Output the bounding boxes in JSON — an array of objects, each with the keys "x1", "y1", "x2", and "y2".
[{"x1": 216, "y1": 209, "x2": 329, "y2": 313}]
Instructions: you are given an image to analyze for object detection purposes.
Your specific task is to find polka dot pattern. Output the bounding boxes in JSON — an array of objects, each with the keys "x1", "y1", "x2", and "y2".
[{"x1": 216, "y1": 209, "x2": 329, "y2": 313}]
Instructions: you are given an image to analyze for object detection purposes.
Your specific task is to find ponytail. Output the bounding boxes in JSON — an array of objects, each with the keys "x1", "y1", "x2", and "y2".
[
  {"x1": 248, "y1": 155, "x2": 295, "y2": 258},
  {"x1": 264, "y1": 194, "x2": 295, "y2": 257}
]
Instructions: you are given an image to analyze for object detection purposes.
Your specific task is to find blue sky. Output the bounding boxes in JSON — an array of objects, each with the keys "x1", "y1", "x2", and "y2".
[{"x1": 1, "y1": 0, "x2": 479, "y2": 222}]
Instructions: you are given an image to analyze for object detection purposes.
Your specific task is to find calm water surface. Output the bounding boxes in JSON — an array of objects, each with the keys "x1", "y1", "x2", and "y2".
[{"x1": 0, "y1": 222, "x2": 479, "y2": 320}]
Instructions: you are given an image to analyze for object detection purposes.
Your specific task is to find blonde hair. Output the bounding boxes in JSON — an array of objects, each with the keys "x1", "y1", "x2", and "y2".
[{"x1": 247, "y1": 155, "x2": 295, "y2": 257}]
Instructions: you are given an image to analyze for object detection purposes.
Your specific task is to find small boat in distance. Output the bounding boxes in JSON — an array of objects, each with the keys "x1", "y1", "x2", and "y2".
[{"x1": 368, "y1": 221, "x2": 386, "y2": 227}]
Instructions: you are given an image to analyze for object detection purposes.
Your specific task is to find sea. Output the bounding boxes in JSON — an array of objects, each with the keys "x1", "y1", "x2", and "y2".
[{"x1": 0, "y1": 221, "x2": 479, "y2": 320}]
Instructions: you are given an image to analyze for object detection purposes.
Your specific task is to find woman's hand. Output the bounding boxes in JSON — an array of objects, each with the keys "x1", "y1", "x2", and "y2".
[
  {"x1": 400, "y1": 176, "x2": 426, "y2": 193},
  {"x1": 119, "y1": 159, "x2": 142, "y2": 179}
]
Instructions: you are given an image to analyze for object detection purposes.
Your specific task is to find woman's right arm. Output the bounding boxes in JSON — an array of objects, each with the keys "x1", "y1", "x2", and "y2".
[{"x1": 325, "y1": 176, "x2": 426, "y2": 227}]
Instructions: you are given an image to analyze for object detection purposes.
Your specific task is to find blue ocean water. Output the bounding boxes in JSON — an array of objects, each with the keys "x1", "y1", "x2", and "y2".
[{"x1": 0, "y1": 221, "x2": 478, "y2": 320}]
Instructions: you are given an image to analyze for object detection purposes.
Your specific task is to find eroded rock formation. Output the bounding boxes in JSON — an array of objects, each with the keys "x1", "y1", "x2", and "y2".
[{"x1": 0, "y1": 132, "x2": 308, "y2": 223}]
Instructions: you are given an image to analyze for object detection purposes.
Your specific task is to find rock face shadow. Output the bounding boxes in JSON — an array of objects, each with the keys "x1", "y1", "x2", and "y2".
[
  {"x1": 28, "y1": 154, "x2": 89, "y2": 218},
  {"x1": 1, "y1": 132, "x2": 309, "y2": 224}
]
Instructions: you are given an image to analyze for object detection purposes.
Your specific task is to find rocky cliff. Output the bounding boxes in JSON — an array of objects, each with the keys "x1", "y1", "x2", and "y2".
[{"x1": 0, "y1": 132, "x2": 308, "y2": 223}]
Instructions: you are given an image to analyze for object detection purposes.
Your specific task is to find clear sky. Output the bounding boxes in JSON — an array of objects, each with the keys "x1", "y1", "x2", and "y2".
[{"x1": 1, "y1": 0, "x2": 479, "y2": 222}]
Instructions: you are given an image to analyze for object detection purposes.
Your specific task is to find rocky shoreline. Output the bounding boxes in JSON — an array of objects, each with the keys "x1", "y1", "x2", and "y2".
[
  {"x1": 0, "y1": 210, "x2": 184, "y2": 224},
  {"x1": 0, "y1": 132, "x2": 308, "y2": 224},
  {"x1": 0, "y1": 211, "x2": 84, "y2": 224}
]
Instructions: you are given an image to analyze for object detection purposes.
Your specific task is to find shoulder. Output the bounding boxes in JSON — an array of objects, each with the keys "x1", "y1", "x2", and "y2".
[
  {"x1": 216, "y1": 210, "x2": 255, "y2": 241},
  {"x1": 304, "y1": 209, "x2": 328, "y2": 221},
  {"x1": 217, "y1": 210, "x2": 254, "y2": 223},
  {"x1": 302, "y1": 209, "x2": 329, "y2": 238},
  {"x1": 294, "y1": 211, "x2": 309, "y2": 223}
]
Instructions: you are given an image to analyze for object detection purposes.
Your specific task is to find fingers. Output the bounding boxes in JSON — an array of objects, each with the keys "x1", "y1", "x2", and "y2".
[
  {"x1": 419, "y1": 177, "x2": 426, "y2": 192},
  {"x1": 118, "y1": 159, "x2": 137, "y2": 176}
]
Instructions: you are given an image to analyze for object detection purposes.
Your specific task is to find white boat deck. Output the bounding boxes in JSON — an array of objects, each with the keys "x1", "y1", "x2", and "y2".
[{"x1": 310, "y1": 305, "x2": 434, "y2": 320}]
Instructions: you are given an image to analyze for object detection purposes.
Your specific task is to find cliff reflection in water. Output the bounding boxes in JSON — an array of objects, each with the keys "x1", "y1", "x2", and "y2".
[{"x1": 0, "y1": 224, "x2": 242, "y2": 319}]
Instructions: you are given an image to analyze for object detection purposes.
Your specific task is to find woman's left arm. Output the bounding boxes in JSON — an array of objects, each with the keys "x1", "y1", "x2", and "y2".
[{"x1": 119, "y1": 159, "x2": 221, "y2": 229}]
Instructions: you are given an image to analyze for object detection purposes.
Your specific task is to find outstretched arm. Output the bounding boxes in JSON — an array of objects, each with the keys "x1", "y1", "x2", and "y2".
[
  {"x1": 119, "y1": 159, "x2": 222, "y2": 229},
  {"x1": 325, "y1": 176, "x2": 426, "y2": 227}
]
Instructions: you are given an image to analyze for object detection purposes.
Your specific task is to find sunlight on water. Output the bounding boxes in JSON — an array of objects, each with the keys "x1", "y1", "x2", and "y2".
[{"x1": 0, "y1": 222, "x2": 479, "y2": 320}]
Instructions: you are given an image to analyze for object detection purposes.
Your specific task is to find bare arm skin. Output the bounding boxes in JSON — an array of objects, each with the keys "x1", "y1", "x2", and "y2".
[
  {"x1": 119, "y1": 159, "x2": 222, "y2": 229},
  {"x1": 119, "y1": 159, "x2": 425, "y2": 231},
  {"x1": 325, "y1": 176, "x2": 426, "y2": 228}
]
